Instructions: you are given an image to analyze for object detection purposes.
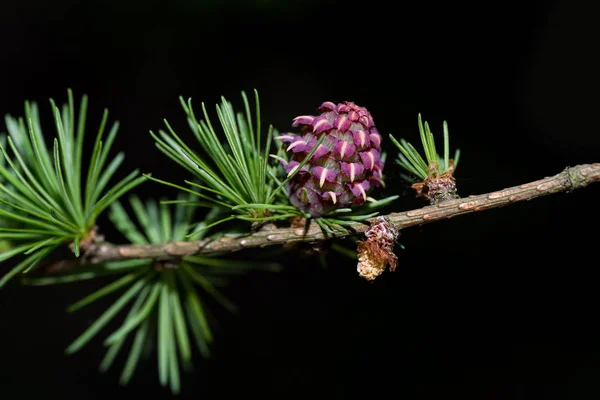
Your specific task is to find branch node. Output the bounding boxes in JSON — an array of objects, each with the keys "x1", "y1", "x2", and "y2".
[{"x1": 566, "y1": 166, "x2": 589, "y2": 192}]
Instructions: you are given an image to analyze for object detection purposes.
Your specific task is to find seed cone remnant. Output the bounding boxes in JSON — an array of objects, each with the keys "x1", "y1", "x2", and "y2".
[
  {"x1": 275, "y1": 101, "x2": 385, "y2": 217},
  {"x1": 357, "y1": 216, "x2": 399, "y2": 281}
]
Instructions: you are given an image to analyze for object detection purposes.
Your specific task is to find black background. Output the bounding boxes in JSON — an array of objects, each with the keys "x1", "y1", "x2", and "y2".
[{"x1": 1, "y1": 0, "x2": 600, "y2": 398}]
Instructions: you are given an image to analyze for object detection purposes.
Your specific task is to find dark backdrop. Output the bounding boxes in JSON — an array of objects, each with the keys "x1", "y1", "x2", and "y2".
[{"x1": 1, "y1": 0, "x2": 600, "y2": 398}]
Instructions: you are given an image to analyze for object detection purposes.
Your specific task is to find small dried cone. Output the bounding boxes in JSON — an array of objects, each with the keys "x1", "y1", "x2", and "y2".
[{"x1": 356, "y1": 216, "x2": 399, "y2": 281}]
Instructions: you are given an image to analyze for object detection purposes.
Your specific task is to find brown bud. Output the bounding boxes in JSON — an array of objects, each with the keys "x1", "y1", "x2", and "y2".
[
  {"x1": 356, "y1": 216, "x2": 399, "y2": 281},
  {"x1": 411, "y1": 161, "x2": 458, "y2": 205}
]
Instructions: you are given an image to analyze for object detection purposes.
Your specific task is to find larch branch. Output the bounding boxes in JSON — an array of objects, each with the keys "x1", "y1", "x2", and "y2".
[{"x1": 86, "y1": 163, "x2": 600, "y2": 263}]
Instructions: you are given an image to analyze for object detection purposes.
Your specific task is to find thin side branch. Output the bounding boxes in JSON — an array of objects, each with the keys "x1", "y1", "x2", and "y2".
[{"x1": 85, "y1": 163, "x2": 600, "y2": 263}]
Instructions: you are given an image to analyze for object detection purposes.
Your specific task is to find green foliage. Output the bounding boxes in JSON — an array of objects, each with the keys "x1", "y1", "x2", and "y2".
[
  {"x1": 148, "y1": 90, "x2": 400, "y2": 240},
  {"x1": 0, "y1": 90, "x2": 145, "y2": 287},
  {"x1": 23, "y1": 194, "x2": 280, "y2": 394},
  {"x1": 0, "y1": 88, "x2": 415, "y2": 393},
  {"x1": 389, "y1": 113, "x2": 461, "y2": 183},
  {"x1": 148, "y1": 90, "x2": 303, "y2": 237}
]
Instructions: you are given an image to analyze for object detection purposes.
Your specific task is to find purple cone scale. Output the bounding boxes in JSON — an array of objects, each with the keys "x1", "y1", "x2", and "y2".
[{"x1": 276, "y1": 101, "x2": 385, "y2": 217}]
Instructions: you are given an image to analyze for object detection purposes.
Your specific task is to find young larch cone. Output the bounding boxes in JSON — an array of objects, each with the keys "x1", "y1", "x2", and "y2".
[
  {"x1": 274, "y1": 101, "x2": 385, "y2": 217},
  {"x1": 356, "y1": 216, "x2": 398, "y2": 281}
]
